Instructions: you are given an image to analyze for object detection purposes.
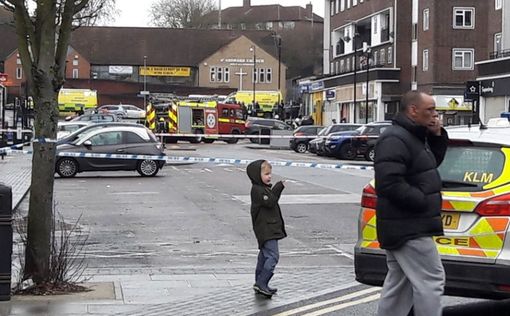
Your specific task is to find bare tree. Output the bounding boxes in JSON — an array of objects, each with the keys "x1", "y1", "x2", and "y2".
[
  {"x1": 0, "y1": 0, "x2": 114, "y2": 285},
  {"x1": 150, "y1": 0, "x2": 216, "y2": 28}
]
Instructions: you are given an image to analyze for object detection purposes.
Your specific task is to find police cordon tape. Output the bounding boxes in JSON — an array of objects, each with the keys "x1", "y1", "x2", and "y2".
[
  {"x1": 0, "y1": 142, "x2": 32, "y2": 155},
  {"x1": 2, "y1": 148, "x2": 373, "y2": 170},
  {"x1": 153, "y1": 132, "x2": 380, "y2": 139}
]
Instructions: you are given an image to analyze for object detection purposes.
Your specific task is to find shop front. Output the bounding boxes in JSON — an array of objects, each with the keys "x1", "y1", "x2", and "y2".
[{"x1": 434, "y1": 95, "x2": 473, "y2": 126}]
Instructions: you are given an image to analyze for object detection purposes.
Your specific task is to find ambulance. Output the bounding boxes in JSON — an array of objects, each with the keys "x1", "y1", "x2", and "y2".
[
  {"x1": 225, "y1": 91, "x2": 282, "y2": 117},
  {"x1": 58, "y1": 88, "x2": 97, "y2": 112},
  {"x1": 355, "y1": 119, "x2": 510, "y2": 299}
]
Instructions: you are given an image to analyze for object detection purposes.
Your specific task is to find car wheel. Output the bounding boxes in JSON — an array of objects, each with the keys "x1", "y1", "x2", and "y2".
[
  {"x1": 203, "y1": 139, "x2": 215, "y2": 144},
  {"x1": 137, "y1": 160, "x2": 160, "y2": 177},
  {"x1": 56, "y1": 158, "x2": 78, "y2": 178},
  {"x1": 226, "y1": 130, "x2": 240, "y2": 144},
  {"x1": 190, "y1": 129, "x2": 203, "y2": 143},
  {"x1": 249, "y1": 132, "x2": 259, "y2": 143},
  {"x1": 295, "y1": 142, "x2": 308, "y2": 153},
  {"x1": 365, "y1": 147, "x2": 375, "y2": 162},
  {"x1": 338, "y1": 143, "x2": 357, "y2": 160}
]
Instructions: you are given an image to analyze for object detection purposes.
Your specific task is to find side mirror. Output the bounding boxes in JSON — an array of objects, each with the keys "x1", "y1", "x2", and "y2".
[{"x1": 83, "y1": 140, "x2": 92, "y2": 147}]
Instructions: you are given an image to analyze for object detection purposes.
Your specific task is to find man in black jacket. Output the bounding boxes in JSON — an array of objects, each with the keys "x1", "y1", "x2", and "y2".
[{"x1": 375, "y1": 91, "x2": 448, "y2": 316}]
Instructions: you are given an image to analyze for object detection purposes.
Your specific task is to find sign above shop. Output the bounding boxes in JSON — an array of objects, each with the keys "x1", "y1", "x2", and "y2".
[
  {"x1": 434, "y1": 95, "x2": 472, "y2": 111},
  {"x1": 310, "y1": 81, "x2": 324, "y2": 91},
  {"x1": 140, "y1": 66, "x2": 190, "y2": 77},
  {"x1": 219, "y1": 58, "x2": 264, "y2": 66},
  {"x1": 326, "y1": 89, "x2": 336, "y2": 100}
]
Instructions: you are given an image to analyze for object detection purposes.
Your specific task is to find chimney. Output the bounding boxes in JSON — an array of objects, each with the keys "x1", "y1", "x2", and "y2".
[
  {"x1": 243, "y1": 0, "x2": 250, "y2": 8},
  {"x1": 306, "y1": 3, "x2": 313, "y2": 17}
]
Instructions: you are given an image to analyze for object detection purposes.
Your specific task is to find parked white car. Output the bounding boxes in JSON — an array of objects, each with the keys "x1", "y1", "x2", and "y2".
[
  {"x1": 98, "y1": 104, "x2": 146, "y2": 119},
  {"x1": 57, "y1": 121, "x2": 90, "y2": 139}
]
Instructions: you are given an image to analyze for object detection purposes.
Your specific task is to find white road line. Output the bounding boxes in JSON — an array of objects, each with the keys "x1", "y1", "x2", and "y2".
[
  {"x1": 204, "y1": 168, "x2": 213, "y2": 173},
  {"x1": 171, "y1": 166, "x2": 179, "y2": 170},
  {"x1": 107, "y1": 192, "x2": 160, "y2": 195},
  {"x1": 326, "y1": 245, "x2": 354, "y2": 260},
  {"x1": 232, "y1": 194, "x2": 361, "y2": 205},
  {"x1": 273, "y1": 287, "x2": 380, "y2": 316},
  {"x1": 301, "y1": 293, "x2": 381, "y2": 316}
]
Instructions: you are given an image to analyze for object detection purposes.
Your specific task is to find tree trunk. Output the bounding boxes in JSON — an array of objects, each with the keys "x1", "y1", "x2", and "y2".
[{"x1": 24, "y1": 81, "x2": 58, "y2": 283}]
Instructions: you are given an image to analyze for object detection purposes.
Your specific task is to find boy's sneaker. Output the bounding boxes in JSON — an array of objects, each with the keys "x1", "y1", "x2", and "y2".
[
  {"x1": 253, "y1": 284, "x2": 273, "y2": 298},
  {"x1": 268, "y1": 286, "x2": 278, "y2": 294}
]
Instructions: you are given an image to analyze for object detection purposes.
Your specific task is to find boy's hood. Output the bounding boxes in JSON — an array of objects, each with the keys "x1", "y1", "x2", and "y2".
[{"x1": 246, "y1": 159, "x2": 266, "y2": 186}]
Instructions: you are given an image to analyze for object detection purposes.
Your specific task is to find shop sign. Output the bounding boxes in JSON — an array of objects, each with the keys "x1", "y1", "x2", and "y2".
[
  {"x1": 140, "y1": 66, "x2": 191, "y2": 77},
  {"x1": 109, "y1": 66, "x2": 133, "y2": 75},
  {"x1": 326, "y1": 89, "x2": 336, "y2": 100},
  {"x1": 434, "y1": 95, "x2": 472, "y2": 111},
  {"x1": 310, "y1": 81, "x2": 324, "y2": 91}
]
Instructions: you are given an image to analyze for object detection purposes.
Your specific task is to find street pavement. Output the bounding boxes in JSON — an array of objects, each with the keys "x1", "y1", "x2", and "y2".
[{"x1": 0, "y1": 148, "x2": 374, "y2": 316}]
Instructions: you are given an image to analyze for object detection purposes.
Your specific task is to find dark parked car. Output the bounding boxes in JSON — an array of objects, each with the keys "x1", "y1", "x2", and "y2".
[
  {"x1": 289, "y1": 125, "x2": 324, "y2": 153},
  {"x1": 57, "y1": 122, "x2": 144, "y2": 145},
  {"x1": 325, "y1": 122, "x2": 391, "y2": 160},
  {"x1": 245, "y1": 118, "x2": 293, "y2": 144},
  {"x1": 55, "y1": 126, "x2": 165, "y2": 178},
  {"x1": 309, "y1": 124, "x2": 362, "y2": 156}
]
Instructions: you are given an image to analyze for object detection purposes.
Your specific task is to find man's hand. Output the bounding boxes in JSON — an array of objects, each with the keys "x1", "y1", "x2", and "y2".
[{"x1": 428, "y1": 115, "x2": 442, "y2": 136}]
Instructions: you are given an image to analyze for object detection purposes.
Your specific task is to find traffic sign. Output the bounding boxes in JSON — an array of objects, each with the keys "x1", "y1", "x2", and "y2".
[{"x1": 464, "y1": 81, "x2": 479, "y2": 101}]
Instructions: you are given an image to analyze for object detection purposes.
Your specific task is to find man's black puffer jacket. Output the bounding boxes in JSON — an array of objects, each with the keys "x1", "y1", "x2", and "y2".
[{"x1": 374, "y1": 113, "x2": 448, "y2": 250}]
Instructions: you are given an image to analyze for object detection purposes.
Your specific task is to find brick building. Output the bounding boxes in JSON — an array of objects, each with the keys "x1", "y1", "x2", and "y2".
[{"x1": 304, "y1": 0, "x2": 501, "y2": 125}]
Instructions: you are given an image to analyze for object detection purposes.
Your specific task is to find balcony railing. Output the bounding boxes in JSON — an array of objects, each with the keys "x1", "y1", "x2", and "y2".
[{"x1": 489, "y1": 49, "x2": 510, "y2": 59}]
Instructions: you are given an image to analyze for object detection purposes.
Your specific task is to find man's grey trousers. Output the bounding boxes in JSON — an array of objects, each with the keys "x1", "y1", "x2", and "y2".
[{"x1": 377, "y1": 236, "x2": 445, "y2": 316}]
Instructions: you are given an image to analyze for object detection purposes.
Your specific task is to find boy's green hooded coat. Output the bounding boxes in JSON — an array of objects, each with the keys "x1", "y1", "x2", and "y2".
[{"x1": 247, "y1": 160, "x2": 287, "y2": 249}]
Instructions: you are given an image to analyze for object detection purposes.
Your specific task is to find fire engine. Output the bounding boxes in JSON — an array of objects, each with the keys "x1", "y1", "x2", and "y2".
[{"x1": 154, "y1": 97, "x2": 246, "y2": 144}]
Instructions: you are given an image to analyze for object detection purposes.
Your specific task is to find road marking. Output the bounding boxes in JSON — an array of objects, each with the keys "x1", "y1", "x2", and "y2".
[
  {"x1": 204, "y1": 168, "x2": 213, "y2": 173},
  {"x1": 232, "y1": 194, "x2": 361, "y2": 205},
  {"x1": 302, "y1": 293, "x2": 381, "y2": 316},
  {"x1": 326, "y1": 245, "x2": 354, "y2": 260},
  {"x1": 107, "y1": 192, "x2": 160, "y2": 195},
  {"x1": 273, "y1": 287, "x2": 380, "y2": 316}
]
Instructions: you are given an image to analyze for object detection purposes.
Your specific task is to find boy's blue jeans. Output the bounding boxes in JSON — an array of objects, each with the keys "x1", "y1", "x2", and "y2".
[{"x1": 255, "y1": 239, "x2": 279, "y2": 289}]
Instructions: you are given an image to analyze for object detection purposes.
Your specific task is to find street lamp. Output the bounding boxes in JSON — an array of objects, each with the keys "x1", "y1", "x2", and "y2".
[
  {"x1": 363, "y1": 43, "x2": 371, "y2": 124},
  {"x1": 274, "y1": 35, "x2": 282, "y2": 106},
  {"x1": 143, "y1": 55, "x2": 147, "y2": 113},
  {"x1": 250, "y1": 46, "x2": 256, "y2": 107},
  {"x1": 343, "y1": 25, "x2": 359, "y2": 123}
]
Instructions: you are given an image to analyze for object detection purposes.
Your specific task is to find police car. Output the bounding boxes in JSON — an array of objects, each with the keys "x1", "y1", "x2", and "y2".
[{"x1": 355, "y1": 118, "x2": 510, "y2": 299}]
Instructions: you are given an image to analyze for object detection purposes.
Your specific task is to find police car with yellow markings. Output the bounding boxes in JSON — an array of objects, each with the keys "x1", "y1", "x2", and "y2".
[{"x1": 355, "y1": 118, "x2": 510, "y2": 299}]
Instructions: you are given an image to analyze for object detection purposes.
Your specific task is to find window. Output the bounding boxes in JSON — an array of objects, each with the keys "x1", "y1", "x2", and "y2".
[
  {"x1": 423, "y1": 9, "x2": 429, "y2": 31},
  {"x1": 210, "y1": 67, "x2": 216, "y2": 82},
  {"x1": 495, "y1": 33, "x2": 502, "y2": 54},
  {"x1": 353, "y1": 0, "x2": 357, "y2": 6},
  {"x1": 72, "y1": 68, "x2": 79, "y2": 78},
  {"x1": 252, "y1": 69, "x2": 257, "y2": 83},
  {"x1": 346, "y1": 0, "x2": 350, "y2": 9},
  {"x1": 330, "y1": 0, "x2": 334, "y2": 15},
  {"x1": 340, "y1": 59, "x2": 345, "y2": 72},
  {"x1": 266, "y1": 68, "x2": 272, "y2": 83},
  {"x1": 283, "y1": 22, "x2": 295, "y2": 29},
  {"x1": 72, "y1": 59, "x2": 79, "y2": 66},
  {"x1": 224, "y1": 67, "x2": 230, "y2": 83},
  {"x1": 16, "y1": 67, "x2": 22, "y2": 79},
  {"x1": 240, "y1": 23, "x2": 246, "y2": 30},
  {"x1": 221, "y1": 108, "x2": 229, "y2": 118},
  {"x1": 380, "y1": 49, "x2": 386, "y2": 65},
  {"x1": 496, "y1": 0, "x2": 502, "y2": 10},
  {"x1": 126, "y1": 132, "x2": 144, "y2": 144},
  {"x1": 217, "y1": 67, "x2": 223, "y2": 82},
  {"x1": 266, "y1": 22, "x2": 273, "y2": 30},
  {"x1": 16, "y1": 58, "x2": 21, "y2": 65},
  {"x1": 340, "y1": 0, "x2": 345, "y2": 11},
  {"x1": 453, "y1": 8, "x2": 475, "y2": 29},
  {"x1": 373, "y1": 51, "x2": 378, "y2": 65},
  {"x1": 89, "y1": 131, "x2": 123, "y2": 146},
  {"x1": 452, "y1": 49, "x2": 474, "y2": 70},
  {"x1": 388, "y1": 47, "x2": 393, "y2": 64},
  {"x1": 259, "y1": 69, "x2": 265, "y2": 83},
  {"x1": 423, "y1": 49, "x2": 429, "y2": 71}
]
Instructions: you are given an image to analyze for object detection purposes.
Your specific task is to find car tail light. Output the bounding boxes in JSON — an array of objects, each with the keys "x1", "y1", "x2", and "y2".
[
  {"x1": 361, "y1": 184, "x2": 377, "y2": 209},
  {"x1": 474, "y1": 193, "x2": 510, "y2": 216}
]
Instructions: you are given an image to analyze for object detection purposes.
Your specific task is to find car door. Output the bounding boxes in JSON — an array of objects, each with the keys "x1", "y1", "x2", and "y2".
[
  {"x1": 122, "y1": 131, "x2": 155, "y2": 169},
  {"x1": 80, "y1": 130, "x2": 128, "y2": 170}
]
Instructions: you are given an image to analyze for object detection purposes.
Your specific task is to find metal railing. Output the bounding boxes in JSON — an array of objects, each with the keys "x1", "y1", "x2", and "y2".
[{"x1": 489, "y1": 49, "x2": 510, "y2": 59}]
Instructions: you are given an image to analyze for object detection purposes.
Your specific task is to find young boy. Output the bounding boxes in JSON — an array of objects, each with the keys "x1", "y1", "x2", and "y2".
[{"x1": 246, "y1": 160, "x2": 286, "y2": 298}]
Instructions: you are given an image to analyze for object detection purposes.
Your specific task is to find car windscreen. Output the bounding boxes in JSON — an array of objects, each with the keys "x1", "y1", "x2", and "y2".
[{"x1": 438, "y1": 146, "x2": 505, "y2": 189}]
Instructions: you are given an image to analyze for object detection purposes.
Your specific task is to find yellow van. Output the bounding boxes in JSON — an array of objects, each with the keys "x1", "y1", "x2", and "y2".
[
  {"x1": 225, "y1": 91, "x2": 282, "y2": 115},
  {"x1": 58, "y1": 88, "x2": 97, "y2": 112}
]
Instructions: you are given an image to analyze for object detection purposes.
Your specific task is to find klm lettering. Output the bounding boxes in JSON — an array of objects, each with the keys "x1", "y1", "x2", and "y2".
[{"x1": 463, "y1": 172, "x2": 494, "y2": 183}]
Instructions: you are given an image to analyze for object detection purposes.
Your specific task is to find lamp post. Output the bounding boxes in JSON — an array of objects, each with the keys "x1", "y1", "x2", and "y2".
[
  {"x1": 250, "y1": 46, "x2": 256, "y2": 106},
  {"x1": 363, "y1": 43, "x2": 371, "y2": 124},
  {"x1": 343, "y1": 24, "x2": 359, "y2": 123},
  {"x1": 276, "y1": 35, "x2": 282, "y2": 106},
  {"x1": 143, "y1": 55, "x2": 147, "y2": 113}
]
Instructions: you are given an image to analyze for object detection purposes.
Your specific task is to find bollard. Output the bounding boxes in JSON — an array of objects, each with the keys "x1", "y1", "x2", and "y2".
[{"x1": 0, "y1": 184, "x2": 12, "y2": 301}]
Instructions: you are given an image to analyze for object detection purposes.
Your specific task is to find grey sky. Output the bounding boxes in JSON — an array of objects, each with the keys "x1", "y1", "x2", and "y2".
[{"x1": 111, "y1": 0, "x2": 324, "y2": 27}]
